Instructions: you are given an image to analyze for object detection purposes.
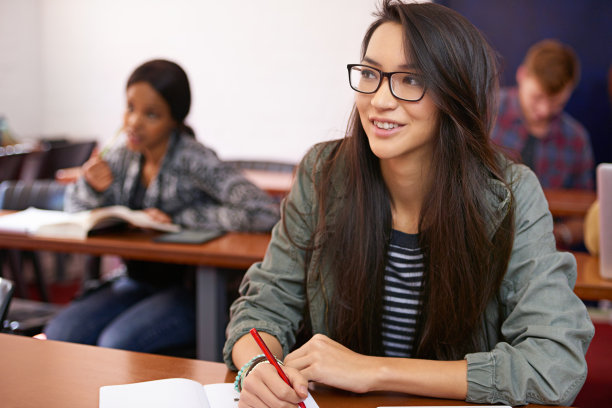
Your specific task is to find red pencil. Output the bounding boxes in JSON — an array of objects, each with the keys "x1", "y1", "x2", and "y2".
[{"x1": 249, "y1": 328, "x2": 307, "y2": 408}]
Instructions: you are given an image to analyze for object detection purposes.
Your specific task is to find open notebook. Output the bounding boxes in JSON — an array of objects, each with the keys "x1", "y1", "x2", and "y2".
[
  {"x1": 99, "y1": 378, "x2": 319, "y2": 408},
  {"x1": 0, "y1": 206, "x2": 180, "y2": 239},
  {"x1": 598, "y1": 163, "x2": 612, "y2": 279},
  {"x1": 99, "y1": 380, "x2": 239, "y2": 408}
]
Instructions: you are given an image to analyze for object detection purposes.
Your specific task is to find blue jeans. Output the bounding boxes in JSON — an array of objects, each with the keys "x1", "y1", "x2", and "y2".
[{"x1": 44, "y1": 276, "x2": 196, "y2": 352}]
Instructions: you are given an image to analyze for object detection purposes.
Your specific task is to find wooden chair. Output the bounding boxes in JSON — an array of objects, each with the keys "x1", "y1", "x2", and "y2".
[{"x1": 226, "y1": 159, "x2": 296, "y2": 174}]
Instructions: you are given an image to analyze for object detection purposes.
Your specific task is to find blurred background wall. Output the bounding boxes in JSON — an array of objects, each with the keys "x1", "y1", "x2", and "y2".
[
  {"x1": 1, "y1": 0, "x2": 609, "y2": 167},
  {"x1": 441, "y1": 0, "x2": 612, "y2": 174},
  {"x1": 0, "y1": 0, "x2": 377, "y2": 162}
]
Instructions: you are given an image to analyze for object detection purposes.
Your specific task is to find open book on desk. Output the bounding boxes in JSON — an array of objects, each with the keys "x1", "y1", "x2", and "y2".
[
  {"x1": 0, "y1": 205, "x2": 180, "y2": 240},
  {"x1": 99, "y1": 379, "x2": 319, "y2": 408}
]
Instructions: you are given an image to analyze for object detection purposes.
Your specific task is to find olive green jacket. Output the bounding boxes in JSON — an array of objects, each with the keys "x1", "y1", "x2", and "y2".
[{"x1": 224, "y1": 141, "x2": 593, "y2": 406}]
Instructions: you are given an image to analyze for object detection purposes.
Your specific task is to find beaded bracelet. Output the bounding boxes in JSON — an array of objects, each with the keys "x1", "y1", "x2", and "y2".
[
  {"x1": 233, "y1": 354, "x2": 265, "y2": 392},
  {"x1": 239, "y1": 357, "x2": 269, "y2": 390}
]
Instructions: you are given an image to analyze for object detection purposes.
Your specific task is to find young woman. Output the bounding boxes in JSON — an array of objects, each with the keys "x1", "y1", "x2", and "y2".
[
  {"x1": 224, "y1": 2, "x2": 593, "y2": 406},
  {"x1": 44, "y1": 59, "x2": 279, "y2": 353}
]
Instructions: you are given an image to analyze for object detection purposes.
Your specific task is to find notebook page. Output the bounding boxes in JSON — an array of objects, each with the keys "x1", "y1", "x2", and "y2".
[
  {"x1": 203, "y1": 382, "x2": 320, "y2": 408},
  {"x1": 202, "y1": 383, "x2": 239, "y2": 408},
  {"x1": 99, "y1": 378, "x2": 210, "y2": 408}
]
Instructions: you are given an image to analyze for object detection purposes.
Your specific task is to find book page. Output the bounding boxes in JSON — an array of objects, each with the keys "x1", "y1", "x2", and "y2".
[
  {"x1": 99, "y1": 378, "x2": 210, "y2": 408},
  {"x1": 0, "y1": 207, "x2": 77, "y2": 235},
  {"x1": 87, "y1": 205, "x2": 180, "y2": 233}
]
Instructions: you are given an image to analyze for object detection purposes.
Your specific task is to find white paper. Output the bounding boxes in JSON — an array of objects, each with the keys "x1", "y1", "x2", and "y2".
[
  {"x1": 0, "y1": 207, "x2": 76, "y2": 234},
  {"x1": 99, "y1": 378, "x2": 319, "y2": 408},
  {"x1": 0, "y1": 206, "x2": 179, "y2": 240},
  {"x1": 302, "y1": 392, "x2": 320, "y2": 407},
  {"x1": 202, "y1": 383, "x2": 240, "y2": 408},
  {"x1": 100, "y1": 378, "x2": 213, "y2": 408}
]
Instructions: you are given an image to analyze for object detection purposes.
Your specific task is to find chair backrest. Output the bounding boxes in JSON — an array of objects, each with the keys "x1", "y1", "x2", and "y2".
[
  {"x1": 226, "y1": 160, "x2": 296, "y2": 173},
  {"x1": 20, "y1": 140, "x2": 97, "y2": 181},
  {"x1": 0, "y1": 180, "x2": 67, "y2": 211},
  {"x1": 0, "y1": 277, "x2": 14, "y2": 325},
  {"x1": 0, "y1": 152, "x2": 28, "y2": 182}
]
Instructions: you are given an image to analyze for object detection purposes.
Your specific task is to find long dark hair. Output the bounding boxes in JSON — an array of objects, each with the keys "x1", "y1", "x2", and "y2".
[
  {"x1": 127, "y1": 59, "x2": 195, "y2": 137},
  {"x1": 298, "y1": 0, "x2": 515, "y2": 360}
]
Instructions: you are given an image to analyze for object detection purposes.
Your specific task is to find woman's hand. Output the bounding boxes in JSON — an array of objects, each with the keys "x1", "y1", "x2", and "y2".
[
  {"x1": 143, "y1": 208, "x2": 172, "y2": 224},
  {"x1": 239, "y1": 362, "x2": 308, "y2": 408},
  {"x1": 82, "y1": 154, "x2": 113, "y2": 192},
  {"x1": 284, "y1": 334, "x2": 376, "y2": 393}
]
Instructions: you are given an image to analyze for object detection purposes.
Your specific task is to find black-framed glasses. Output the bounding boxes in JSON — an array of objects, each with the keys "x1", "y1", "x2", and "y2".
[{"x1": 347, "y1": 64, "x2": 426, "y2": 102}]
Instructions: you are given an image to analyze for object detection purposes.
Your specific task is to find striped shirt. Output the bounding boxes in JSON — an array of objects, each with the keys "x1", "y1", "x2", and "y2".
[{"x1": 381, "y1": 229, "x2": 424, "y2": 358}]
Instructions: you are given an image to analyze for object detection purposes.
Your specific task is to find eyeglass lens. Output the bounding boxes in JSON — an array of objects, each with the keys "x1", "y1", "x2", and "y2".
[{"x1": 348, "y1": 65, "x2": 424, "y2": 101}]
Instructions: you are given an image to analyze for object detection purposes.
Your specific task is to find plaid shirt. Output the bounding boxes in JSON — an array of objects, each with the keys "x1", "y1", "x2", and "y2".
[{"x1": 491, "y1": 87, "x2": 594, "y2": 190}]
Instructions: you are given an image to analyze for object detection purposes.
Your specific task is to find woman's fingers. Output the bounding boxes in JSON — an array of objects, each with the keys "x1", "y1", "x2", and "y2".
[
  {"x1": 240, "y1": 363, "x2": 307, "y2": 408},
  {"x1": 285, "y1": 366, "x2": 309, "y2": 399},
  {"x1": 143, "y1": 208, "x2": 172, "y2": 223},
  {"x1": 285, "y1": 334, "x2": 374, "y2": 394},
  {"x1": 83, "y1": 157, "x2": 113, "y2": 192}
]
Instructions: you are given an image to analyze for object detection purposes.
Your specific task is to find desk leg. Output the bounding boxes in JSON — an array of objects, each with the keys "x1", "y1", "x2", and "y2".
[{"x1": 196, "y1": 266, "x2": 227, "y2": 362}]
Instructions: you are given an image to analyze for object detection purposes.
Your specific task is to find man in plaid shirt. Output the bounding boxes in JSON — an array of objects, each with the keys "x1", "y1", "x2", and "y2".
[{"x1": 492, "y1": 39, "x2": 594, "y2": 249}]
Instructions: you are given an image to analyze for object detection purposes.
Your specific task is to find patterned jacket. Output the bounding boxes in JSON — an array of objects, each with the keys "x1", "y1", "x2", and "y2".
[{"x1": 65, "y1": 131, "x2": 280, "y2": 232}]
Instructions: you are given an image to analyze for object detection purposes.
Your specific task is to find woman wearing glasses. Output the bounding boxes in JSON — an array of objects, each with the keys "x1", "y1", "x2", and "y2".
[{"x1": 224, "y1": 1, "x2": 592, "y2": 406}]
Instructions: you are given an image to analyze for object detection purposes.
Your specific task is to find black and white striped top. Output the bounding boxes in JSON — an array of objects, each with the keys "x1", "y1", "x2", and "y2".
[{"x1": 381, "y1": 230, "x2": 424, "y2": 358}]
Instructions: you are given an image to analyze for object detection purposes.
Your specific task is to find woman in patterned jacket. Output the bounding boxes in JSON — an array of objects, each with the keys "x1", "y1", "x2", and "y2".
[{"x1": 45, "y1": 59, "x2": 280, "y2": 353}]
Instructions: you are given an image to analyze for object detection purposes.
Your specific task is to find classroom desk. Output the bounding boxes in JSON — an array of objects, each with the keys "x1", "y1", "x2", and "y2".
[
  {"x1": 0, "y1": 217, "x2": 271, "y2": 361},
  {"x1": 543, "y1": 188, "x2": 596, "y2": 218},
  {"x1": 573, "y1": 252, "x2": 612, "y2": 301},
  {"x1": 242, "y1": 168, "x2": 294, "y2": 197},
  {"x1": 0, "y1": 333, "x2": 556, "y2": 408},
  {"x1": 2, "y1": 213, "x2": 610, "y2": 361}
]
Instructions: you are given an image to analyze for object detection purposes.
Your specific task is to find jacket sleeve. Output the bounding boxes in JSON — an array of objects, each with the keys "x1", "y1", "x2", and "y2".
[
  {"x1": 170, "y1": 146, "x2": 280, "y2": 232},
  {"x1": 63, "y1": 147, "x2": 129, "y2": 212},
  {"x1": 465, "y1": 166, "x2": 594, "y2": 406},
  {"x1": 64, "y1": 178, "x2": 108, "y2": 212},
  {"x1": 223, "y1": 145, "x2": 320, "y2": 369}
]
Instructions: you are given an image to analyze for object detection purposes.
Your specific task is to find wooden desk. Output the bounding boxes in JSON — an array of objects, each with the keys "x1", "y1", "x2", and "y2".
[
  {"x1": 3, "y1": 212, "x2": 609, "y2": 360},
  {"x1": 543, "y1": 189, "x2": 596, "y2": 218},
  {"x1": 573, "y1": 252, "x2": 612, "y2": 301},
  {"x1": 242, "y1": 168, "x2": 294, "y2": 197},
  {"x1": 0, "y1": 222, "x2": 271, "y2": 361},
  {"x1": 0, "y1": 333, "x2": 553, "y2": 408}
]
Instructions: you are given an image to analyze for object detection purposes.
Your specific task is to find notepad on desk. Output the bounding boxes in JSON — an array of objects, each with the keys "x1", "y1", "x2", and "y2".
[
  {"x1": 99, "y1": 379, "x2": 320, "y2": 408},
  {"x1": 0, "y1": 206, "x2": 180, "y2": 240}
]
